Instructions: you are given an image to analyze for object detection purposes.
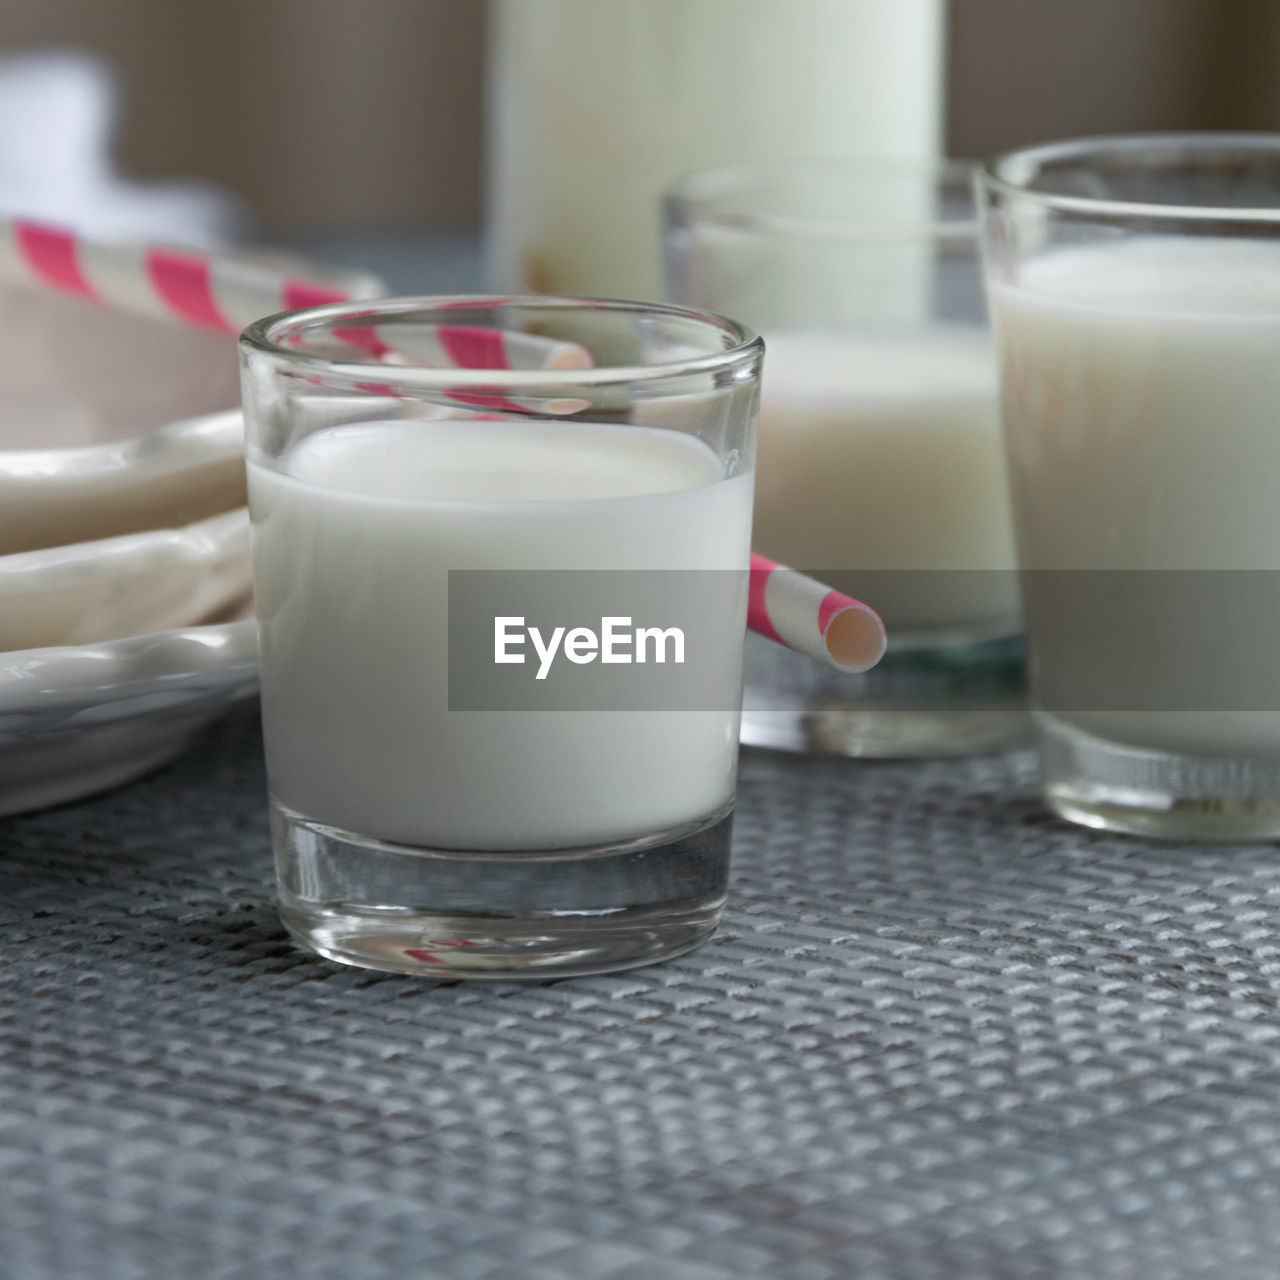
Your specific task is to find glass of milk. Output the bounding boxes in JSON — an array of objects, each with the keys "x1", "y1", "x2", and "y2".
[
  {"x1": 239, "y1": 296, "x2": 762, "y2": 977},
  {"x1": 665, "y1": 160, "x2": 1027, "y2": 758},
  {"x1": 978, "y1": 133, "x2": 1280, "y2": 840}
]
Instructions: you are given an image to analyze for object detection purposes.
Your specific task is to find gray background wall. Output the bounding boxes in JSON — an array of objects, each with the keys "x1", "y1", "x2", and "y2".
[{"x1": 0, "y1": 0, "x2": 1273, "y2": 231}]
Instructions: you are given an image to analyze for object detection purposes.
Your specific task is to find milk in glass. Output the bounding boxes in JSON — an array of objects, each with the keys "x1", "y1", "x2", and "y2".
[
  {"x1": 752, "y1": 328, "x2": 1017, "y2": 640},
  {"x1": 248, "y1": 419, "x2": 753, "y2": 849},
  {"x1": 992, "y1": 238, "x2": 1280, "y2": 755}
]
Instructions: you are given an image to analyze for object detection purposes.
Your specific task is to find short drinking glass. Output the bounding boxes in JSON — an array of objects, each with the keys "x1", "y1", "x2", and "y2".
[
  {"x1": 978, "y1": 133, "x2": 1280, "y2": 839},
  {"x1": 665, "y1": 161, "x2": 1027, "y2": 758},
  {"x1": 240, "y1": 296, "x2": 762, "y2": 976}
]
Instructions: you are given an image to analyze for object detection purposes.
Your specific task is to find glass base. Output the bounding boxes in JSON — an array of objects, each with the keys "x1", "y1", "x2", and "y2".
[
  {"x1": 741, "y1": 632, "x2": 1030, "y2": 758},
  {"x1": 1040, "y1": 713, "x2": 1280, "y2": 842},
  {"x1": 271, "y1": 800, "x2": 732, "y2": 979},
  {"x1": 741, "y1": 703, "x2": 1031, "y2": 758}
]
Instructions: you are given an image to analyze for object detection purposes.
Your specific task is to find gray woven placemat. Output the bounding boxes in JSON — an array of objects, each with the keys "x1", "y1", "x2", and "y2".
[{"x1": 4, "y1": 705, "x2": 1280, "y2": 1280}]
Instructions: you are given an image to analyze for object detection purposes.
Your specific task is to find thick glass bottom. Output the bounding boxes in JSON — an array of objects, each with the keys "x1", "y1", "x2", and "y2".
[
  {"x1": 1040, "y1": 712, "x2": 1280, "y2": 842},
  {"x1": 741, "y1": 703, "x2": 1031, "y2": 758},
  {"x1": 271, "y1": 800, "x2": 732, "y2": 979},
  {"x1": 741, "y1": 632, "x2": 1030, "y2": 758}
]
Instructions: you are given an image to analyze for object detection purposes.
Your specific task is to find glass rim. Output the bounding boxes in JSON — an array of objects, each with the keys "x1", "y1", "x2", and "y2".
[
  {"x1": 240, "y1": 293, "x2": 763, "y2": 389},
  {"x1": 662, "y1": 156, "x2": 980, "y2": 242},
  {"x1": 980, "y1": 131, "x2": 1280, "y2": 224}
]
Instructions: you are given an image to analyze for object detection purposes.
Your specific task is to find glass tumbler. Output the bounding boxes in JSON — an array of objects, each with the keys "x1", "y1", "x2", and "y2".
[
  {"x1": 665, "y1": 161, "x2": 1027, "y2": 758},
  {"x1": 978, "y1": 133, "x2": 1280, "y2": 839},
  {"x1": 240, "y1": 296, "x2": 762, "y2": 977}
]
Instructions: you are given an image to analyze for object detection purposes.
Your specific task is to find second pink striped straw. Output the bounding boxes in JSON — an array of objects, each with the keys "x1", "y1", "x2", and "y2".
[{"x1": 749, "y1": 554, "x2": 886, "y2": 673}]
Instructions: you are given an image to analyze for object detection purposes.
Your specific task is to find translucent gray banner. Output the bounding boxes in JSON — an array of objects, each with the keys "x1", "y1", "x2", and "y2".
[
  {"x1": 803, "y1": 568, "x2": 1280, "y2": 713},
  {"x1": 447, "y1": 569, "x2": 1280, "y2": 713},
  {"x1": 1020, "y1": 569, "x2": 1280, "y2": 713}
]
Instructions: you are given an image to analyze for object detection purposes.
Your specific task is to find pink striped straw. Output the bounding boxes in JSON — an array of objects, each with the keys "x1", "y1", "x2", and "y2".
[
  {"x1": 749, "y1": 553, "x2": 886, "y2": 673},
  {"x1": 0, "y1": 215, "x2": 383, "y2": 332},
  {"x1": 375, "y1": 321, "x2": 593, "y2": 373},
  {"x1": 366, "y1": 318, "x2": 593, "y2": 410},
  {"x1": 0, "y1": 215, "x2": 594, "y2": 378}
]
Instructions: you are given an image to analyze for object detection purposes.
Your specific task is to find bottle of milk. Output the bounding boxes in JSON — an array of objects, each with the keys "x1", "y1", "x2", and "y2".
[{"x1": 487, "y1": 0, "x2": 944, "y2": 300}]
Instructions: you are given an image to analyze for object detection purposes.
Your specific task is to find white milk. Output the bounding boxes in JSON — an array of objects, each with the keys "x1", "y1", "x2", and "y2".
[
  {"x1": 248, "y1": 419, "x2": 753, "y2": 850},
  {"x1": 992, "y1": 238, "x2": 1280, "y2": 755},
  {"x1": 488, "y1": 0, "x2": 943, "y2": 298},
  {"x1": 752, "y1": 329, "x2": 1018, "y2": 640}
]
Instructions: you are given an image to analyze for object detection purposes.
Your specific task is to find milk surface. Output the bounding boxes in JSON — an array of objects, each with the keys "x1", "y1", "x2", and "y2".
[
  {"x1": 992, "y1": 238, "x2": 1280, "y2": 755},
  {"x1": 752, "y1": 328, "x2": 1018, "y2": 639},
  {"x1": 248, "y1": 419, "x2": 754, "y2": 849}
]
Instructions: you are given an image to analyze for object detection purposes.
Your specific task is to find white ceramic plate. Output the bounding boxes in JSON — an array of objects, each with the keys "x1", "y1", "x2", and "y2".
[
  {"x1": 0, "y1": 271, "x2": 249, "y2": 554},
  {"x1": 0, "y1": 620, "x2": 259, "y2": 816},
  {"x1": 0, "y1": 506, "x2": 251, "y2": 652},
  {"x1": 0, "y1": 407, "x2": 246, "y2": 555}
]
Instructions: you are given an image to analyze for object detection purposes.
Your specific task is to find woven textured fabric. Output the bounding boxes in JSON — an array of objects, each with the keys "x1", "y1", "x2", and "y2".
[{"x1": 4, "y1": 705, "x2": 1280, "y2": 1280}]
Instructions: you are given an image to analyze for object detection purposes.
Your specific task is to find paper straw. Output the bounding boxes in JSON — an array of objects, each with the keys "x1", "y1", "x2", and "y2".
[
  {"x1": 333, "y1": 313, "x2": 590, "y2": 370},
  {"x1": 0, "y1": 215, "x2": 597, "y2": 377},
  {"x1": 341, "y1": 322, "x2": 591, "y2": 412},
  {"x1": 375, "y1": 322, "x2": 594, "y2": 373},
  {"x1": 0, "y1": 214, "x2": 384, "y2": 333},
  {"x1": 350, "y1": 309, "x2": 593, "y2": 408},
  {"x1": 749, "y1": 553, "x2": 886, "y2": 673}
]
